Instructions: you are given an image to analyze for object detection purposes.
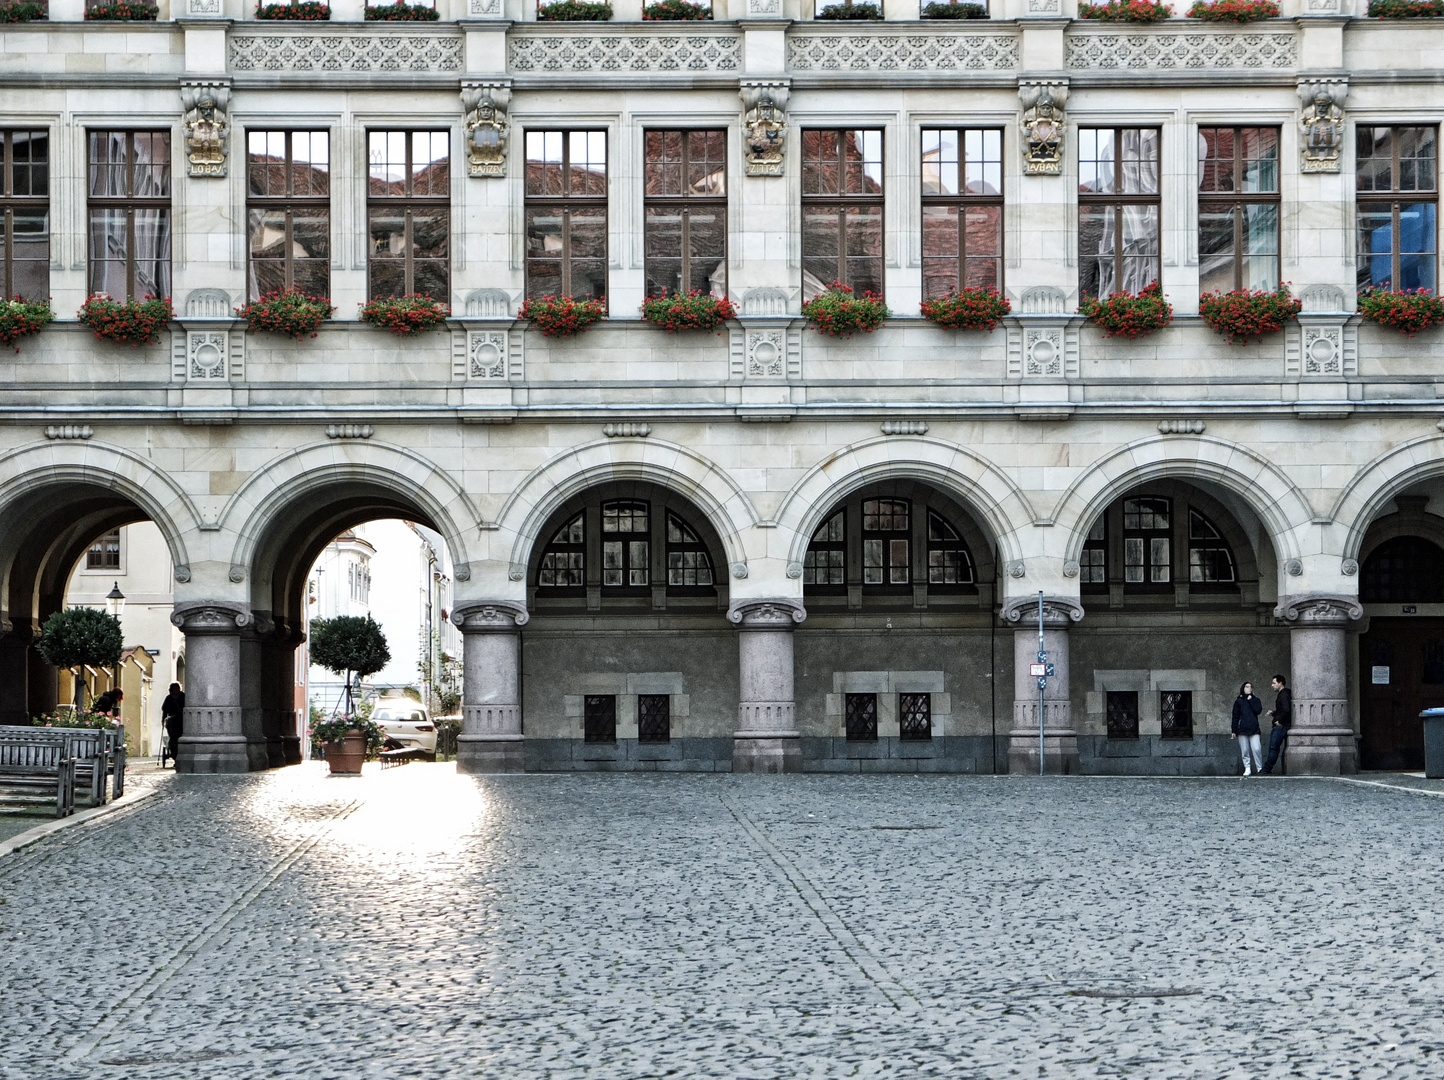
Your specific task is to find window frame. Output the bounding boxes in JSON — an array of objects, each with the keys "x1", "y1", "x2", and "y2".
[
  {"x1": 87, "y1": 129, "x2": 171, "y2": 302},
  {"x1": 536, "y1": 511, "x2": 586, "y2": 595},
  {"x1": 638, "y1": 694, "x2": 671, "y2": 743},
  {"x1": 1355, "y1": 124, "x2": 1438, "y2": 294},
  {"x1": 1187, "y1": 508, "x2": 1238, "y2": 590},
  {"x1": 1197, "y1": 125, "x2": 1281, "y2": 294},
  {"x1": 925, "y1": 509, "x2": 974, "y2": 592},
  {"x1": 899, "y1": 693, "x2": 932, "y2": 742},
  {"x1": 1122, "y1": 496, "x2": 1173, "y2": 593},
  {"x1": 584, "y1": 694, "x2": 617, "y2": 744},
  {"x1": 524, "y1": 129, "x2": 609, "y2": 303},
  {"x1": 920, "y1": 127, "x2": 1004, "y2": 298},
  {"x1": 601, "y1": 499, "x2": 651, "y2": 593},
  {"x1": 801, "y1": 128, "x2": 885, "y2": 300},
  {"x1": 643, "y1": 129, "x2": 727, "y2": 298},
  {"x1": 1080, "y1": 515, "x2": 1108, "y2": 592},
  {"x1": 365, "y1": 128, "x2": 450, "y2": 301},
  {"x1": 1160, "y1": 690, "x2": 1194, "y2": 740},
  {"x1": 246, "y1": 129, "x2": 331, "y2": 300},
  {"x1": 86, "y1": 528, "x2": 122, "y2": 571},
  {"x1": 1106, "y1": 690, "x2": 1140, "y2": 740},
  {"x1": 0, "y1": 129, "x2": 48, "y2": 302},
  {"x1": 803, "y1": 509, "x2": 848, "y2": 594},
  {"x1": 665, "y1": 510, "x2": 716, "y2": 595},
  {"x1": 1077, "y1": 126, "x2": 1162, "y2": 299},
  {"x1": 862, "y1": 497, "x2": 911, "y2": 592},
  {"x1": 845, "y1": 692, "x2": 878, "y2": 741}
]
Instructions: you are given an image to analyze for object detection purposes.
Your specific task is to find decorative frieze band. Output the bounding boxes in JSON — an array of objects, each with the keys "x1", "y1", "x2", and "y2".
[
  {"x1": 787, "y1": 31, "x2": 1019, "y2": 73},
  {"x1": 229, "y1": 32, "x2": 464, "y2": 74},
  {"x1": 509, "y1": 31, "x2": 741, "y2": 74},
  {"x1": 1065, "y1": 30, "x2": 1296, "y2": 71}
]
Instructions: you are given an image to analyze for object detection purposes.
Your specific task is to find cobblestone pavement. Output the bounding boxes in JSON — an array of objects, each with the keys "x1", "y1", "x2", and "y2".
[{"x1": 0, "y1": 765, "x2": 1440, "y2": 1080}]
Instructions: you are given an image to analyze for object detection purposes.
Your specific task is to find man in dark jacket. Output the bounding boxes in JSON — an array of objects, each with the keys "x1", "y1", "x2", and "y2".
[
  {"x1": 1262, "y1": 673, "x2": 1292, "y2": 775},
  {"x1": 161, "y1": 682, "x2": 185, "y2": 766}
]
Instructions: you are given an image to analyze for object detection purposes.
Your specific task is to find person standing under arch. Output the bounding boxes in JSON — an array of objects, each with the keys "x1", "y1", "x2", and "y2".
[
  {"x1": 1231, "y1": 682, "x2": 1263, "y2": 776},
  {"x1": 161, "y1": 682, "x2": 185, "y2": 768},
  {"x1": 1261, "y1": 674, "x2": 1292, "y2": 775}
]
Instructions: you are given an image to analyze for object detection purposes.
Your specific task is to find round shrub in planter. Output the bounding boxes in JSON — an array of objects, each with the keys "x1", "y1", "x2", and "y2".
[
  {"x1": 236, "y1": 289, "x2": 336, "y2": 340},
  {"x1": 1188, "y1": 0, "x2": 1278, "y2": 19},
  {"x1": 1077, "y1": 0, "x2": 1172, "y2": 19},
  {"x1": 802, "y1": 282, "x2": 890, "y2": 338},
  {"x1": 920, "y1": 287, "x2": 1011, "y2": 332},
  {"x1": 0, "y1": 2, "x2": 47, "y2": 22},
  {"x1": 536, "y1": 0, "x2": 612, "y2": 19},
  {"x1": 1366, "y1": 0, "x2": 1444, "y2": 15},
  {"x1": 1078, "y1": 282, "x2": 1173, "y2": 340},
  {"x1": 0, "y1": 299, "x2": 53, "y2": 350},
  {"x1": 365, "y1": 1, "x2": 440, "y2": 18},
  {"x1": 255, "y1": 1, "x2": 331, "y2": 18},
  {"x1": 519, "y1": 294, "x2": 607, "y2": 338},
  {"x1": 77, "y1": 295, "x2": 173, "y2": 347},
  {"x1": 1198, "y1": 284, "x2": 1300, "y2": 345},
  {"x1": 920, "y1": 1, "x2": 988, "y2": 17},
  {"x1": 1357, "y1": 288, "x2": 1444, "y2": 336},
  {"x1": 640, "y1": 290, "x2": 737, "y2": 333},
  {"x1": 85, "y1": 1, "x2": 159, "y2": 18},
  {"x1": 643, "y1": 0, "x2": 711, "y2": 16},
  {"x1": 814, "y1": 1, "x2": 883, "y2": 17},
  {"x1": 358, "y1": 294, "x2": 450, "y2": 336}
]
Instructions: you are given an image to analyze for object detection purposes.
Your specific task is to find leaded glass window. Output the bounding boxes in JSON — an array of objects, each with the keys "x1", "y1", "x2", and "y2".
[
  {"x1": 804, "y1": 510, "x2": 846, "y2": 590},
  {"x1": 1160, "y1": 690, "x2": 1193, "y2": 740},
  {"x1": 602, "y1": 500, "x2": 649, "y2": 589},
  {"x1": 899, "y1": 693, "x2": 932, "y2": 741},
  {"x1": 1188, "y1": 509, "x2": 1236, "y2": 585},
  {"x1": 845, "y1": 693, "x2": 878, "y2": 741},
  {"x1": 863, "y1": 498, "x2": 910, "y2": 588},
  {"x1": 926, "y1": 510, "x2": 973, "y2": 587},
  {"x1": 538, "y1": 512, "x2": 584, "y2": 591},
  {"x1": 1123, "y1": 497, "x2": 1171, "y2": 589},
  {"x1": 666, "y1": 511, "x2": 714, "y2": 590},
  {"x1": 584, "y1": 695, "x2": 616, "y2": 743},
  {"x1": 638, "y1": 694, "x2": 670, "y2": 743}
]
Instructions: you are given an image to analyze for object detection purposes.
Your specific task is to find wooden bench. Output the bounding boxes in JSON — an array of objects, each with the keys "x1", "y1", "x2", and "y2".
[
  {"x1": 0, "y1": 737, "x2": 77, "y2": 818},
  {"x1": 0, "y1": 726, "x2": 124, "y2": 805},
  {"x1": 379, "y1": 747, "x2": 435, "y2": 768}
]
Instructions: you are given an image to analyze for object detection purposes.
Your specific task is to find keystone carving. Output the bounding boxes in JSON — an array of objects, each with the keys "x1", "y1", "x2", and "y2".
[
  {"x1": 741, "y1": 82, "x2": 789, "y2": 178},
  {"x1": 181, "y1": 83, "x2": 231, "y2": 179},
  {"x1": 462, "y1": 84, "x2": 510, "y2": 179}
]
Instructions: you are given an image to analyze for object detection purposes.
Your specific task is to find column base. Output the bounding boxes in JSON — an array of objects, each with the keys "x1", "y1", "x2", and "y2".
[
  {"x1": 732, "y1": 732, "x2": 801, "y2": 774},
  {"x1": 177, "y1": 736, "x2": 252, "y2": 774},
  {"x1": 281, "y1": 735, "x2": 303, "y2": 767},
  {"x1": 1285, "y1": 730, "x2": 1357, "y2": 775},
  {"x1": 1007, "y1": 731, "x2": 1080, "y2": 775},
  {"x1": 456, "y1": 734, "x2": 524, "y2": 774}
]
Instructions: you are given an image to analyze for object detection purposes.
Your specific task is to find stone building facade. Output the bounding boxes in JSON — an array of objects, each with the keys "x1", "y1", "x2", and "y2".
[{"x1": 0, "y1": 0, "x2": 1441, "y2": 776}]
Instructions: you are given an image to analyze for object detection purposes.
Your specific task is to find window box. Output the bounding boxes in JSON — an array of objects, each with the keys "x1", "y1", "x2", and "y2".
[
  {"x1": 802, "y1": 282, "x2": 889, "y2": 338},
  {"x1": 536, "y1": 0, "x2": 612, "y2": 19},
  {"x1": 0, "y1": 3, "x2": 46, "y2": 22},
  {"x1": 815, "y1": 0, "x2": 882, "y2": 17},
  {"x1": 77, "y1": 294, "x2": 173, "y2": 348},
  {"x1": 919, "y1": 287, "x2": 1010, "y2": 332},
  {"x1": 1366, "y1": 0, "x2": 1444, "y2": 16},
  {"x1": 920, "y1": 1, "x2": 987, "y2": 17},
  {"x1": 642, "y1": 0, "x2": 710, "y2": 17},
  {"x1": 1077, "y1": 282, "x2": 1172, "y2": 340},
  {"x1": 519, "y1": 294, "x2": 606, "y2": 338},
  {"x1": 1198, "y1": 285, "x2": 1300, "y2": 345},
  {"x1": 358, "y1": 293, "x2": 450, "y2": 336},
  {"x1": 641, "y1": 291, "x2": 736, "y2": 333},
  {"x1": 1077, "y1": 0, "x2": 1172, "y2": 20},
  {"x1": 254, "y1": 2, "x2": 331, "y2": 19},
  {"x1": 236, "y1": 289, "x2": 335, "y2": 341},
  {"x1": 1357, "y1": 289, "x2": 1444, "y2": 336},
  {"x1": 365, "y1": 2, "x2": 440, "y2": 17},
  {"x1": 1187, "y1": 0, "x2": 1277, "y2": 20},
  {"x1": 85, "y1": 1, "x2": 157, "y2": 18},
  {"x1": 0, "y1": 298, "x2": 51, "y2": 349}
]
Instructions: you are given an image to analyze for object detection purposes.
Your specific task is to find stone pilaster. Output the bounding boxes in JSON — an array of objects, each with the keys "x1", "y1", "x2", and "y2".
[
  {"x1": 1003, "y1": 596, "x2": 1084, "y2": 775},
  {"x1": 1276, "y1": 594, "x2": 1362, "y2": 775},
  {"x1": 453, "y1": 601, "x2": 527, "y2": 774},
  {"x1": 729, "y1": 598, "x2": 806, "y2": 774},
  {"x1": 171, "y1": 602, "x2": 253, "y2": 774},
  {"x1": 0, "y1": 619, "x2": 32, "y2": 727}
]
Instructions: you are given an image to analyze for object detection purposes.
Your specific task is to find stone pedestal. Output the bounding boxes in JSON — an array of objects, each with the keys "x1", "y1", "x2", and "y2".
[
  {"x1": 730, "y1": 599, "x2": 806, "y2": 774},
  {"x1": 1276, "y1": 594, "x2": 1361, "y2": 775},
  {"x1": 172, "y1": 602, "x2": 252, "y2": 773},
  {"x1": 454, "y1": 602, "x2": 527, "y2": 774},
  {"x1": 1003, "y1": 597, "x2": 1083, "y2": 775}
]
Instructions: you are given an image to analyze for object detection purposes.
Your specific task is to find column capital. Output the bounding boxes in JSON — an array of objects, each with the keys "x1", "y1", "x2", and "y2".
[
  {"x1": 1275, "y1": 594, "x2": 1363, "y2": 626},
  {"x1": 171, "y1": 601, "x2": 252, "y2": 635},
  {"x1": 727, "y1": 598, "x2": 807, "y2": 629},
  {"x1": 1000, "y1": 595, "x2": 1085, "y2": 628},
  {"x1": 451, "y1": 600, "x2": 529, "y2": 632}
]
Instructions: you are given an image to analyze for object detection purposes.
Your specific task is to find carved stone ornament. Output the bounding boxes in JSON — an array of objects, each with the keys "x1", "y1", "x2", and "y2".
[
  {"x1": 728, "y1": 598, "x2": 807, "y2": 627},
  {"x1": 1007, "y1": 560, "x2": 1026, "y2": 578},
  {"x1": 1299, "y1": 81, "x2": 1347, "y2": 174},
  {"x1": 1000, "y1": 596, "x2": 1086, "y2": 627},
  {"x1": 454, "y1": 564, "x2": 470, "y2": 582},
  {"x1": 229, "y1": 565, "x2": 246, "y2": 583},
  {"x1": 181, "y1": 83, "x2": 231, "y2": 179},
  {"x1": 1274, "y1": 594, "x2": 1364, "y2": 625},
  {"x1": 785, "y1": 562, "x2": 804, "y2": 579},
  {"x1": 173, "y1": 564, "x2": 191, "y2": 584},
  {"x1": 740, "y1": 82, "x2": 789, "y2": 178},
  {"x1": 171, "y1": 603, "x2": 253, "y2": 633},
  {"x1": 1062, "y1": 560, "x2": 1080, "y2": 579},
  {"x1": 44, "y1": 424, "x2": 93, "y2": 440},
  {"x1": 730, "y1": 562, "x2": 749, "y2": 580},
  {"x1": 1285, "y1": 558, "x2": 1304, "y2": 577},
  {"x1": 1341, "y1": 558, "x2": 1359, "y2": 577},
  {"x1": 1019, "y1": 82, "x2": 1067, "y2": 177},
  {"x1": 462, "y1": 84, "x2": 510, "y2": 179},
  {"x1": 451, "y1": 600, "x2": 530, "y2": 631}
]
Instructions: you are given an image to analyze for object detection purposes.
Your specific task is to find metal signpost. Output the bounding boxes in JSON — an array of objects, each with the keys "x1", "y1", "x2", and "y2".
[{"x1": 1027, "y1": 591, "x2": 1055, "y2": 776}]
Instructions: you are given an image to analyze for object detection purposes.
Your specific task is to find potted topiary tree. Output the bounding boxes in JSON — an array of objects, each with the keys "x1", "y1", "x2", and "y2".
[
  {"x1": 35, "y1": 606, "x2": 124, "y2": 712},
  {"x1": 308, "y1": 614, "x2": 391, "y2": 774}
]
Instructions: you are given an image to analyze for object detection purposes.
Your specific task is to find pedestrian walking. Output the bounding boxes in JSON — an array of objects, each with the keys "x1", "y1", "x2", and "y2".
[
  {"x1": 1231, "y1": 681, "x2": 1263, "y2": 776},
  {"x1": 91, "y1": 687, "x2": 123, "y2": 716},
  {"x1": 1261, "y1": 673, "x2": 1292, "y2": 775},
  {"x1": 161, "y1": 682, "x2": 185, "y2": 767}
]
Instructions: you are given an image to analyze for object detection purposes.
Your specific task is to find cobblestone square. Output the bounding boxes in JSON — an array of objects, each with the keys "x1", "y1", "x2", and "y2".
[{"x1": 0, "y1": 766, "x2": 1440, "y2": 1079}]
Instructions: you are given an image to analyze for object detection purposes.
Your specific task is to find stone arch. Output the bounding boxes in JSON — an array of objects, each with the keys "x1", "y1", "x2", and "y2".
[
  {"x1": 1329, "y1": 435, "x2": 1444, "y2": 565},
  {"x1": 776, "y1": 437, "x2": 1036, "y2": 571},
  {"x1": 497, "y1": 439, "x2": 759, "y2": 579},
  {"x1": 1053, "y1": 436, "x2": 1315, "y2": 569}
]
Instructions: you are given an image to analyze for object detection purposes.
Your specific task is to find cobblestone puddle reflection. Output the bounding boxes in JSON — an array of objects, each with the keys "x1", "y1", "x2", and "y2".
[{"x1": 0, "y1": 766, "x2": 1439, "y2": 1079}]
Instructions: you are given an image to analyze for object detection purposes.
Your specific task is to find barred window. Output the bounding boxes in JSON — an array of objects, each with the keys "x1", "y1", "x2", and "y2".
[
  {"x1": 666, "y1": 511, "x2": 714, "y2": 590},
  {"x1": 863, "y1": 498, "x2": 910, "y2": 588},
  {"x1": 801, "y1": 129, "x2": 884, "y2": 301},
  {"x1": 644, "y1": 130, "x2": 726, "y2": 298},
  {"x1": 247, "y1": 130, "x2": 330, "y2": 299},
  {"x1": 86, "y1": 529, "x2": 121, "y2": 571},
  {"x1": 1188, "y1": 509, "x2": 1236, "y2": 585},
  {"x1": 367, "y1": 130, "x2": 449, "y2": 300},
  {"x1": 921, "y1": 128, "x2": 1003, "y2": 299},
  {"x1": 602, "y1": 500, "x2": 649, "y2": 589},
  {"x1": 638, "y1": 694, "x2": 670, "y2": 743},
  {"x1": 525, "y1": 130, "x2": 607, "y2": 301},
  {"x1": 88, "y1": 130, "x2": 170, "y2": 301},
  {"x1": 1106, "y1": 690, "x2": 1139, "y2": 740},
  {"x1": 927, "y1": 511, "x2": 973, "y2": 587},
  {"x1": 804, "y1": 510, "x2": 846, "y2": 590},
  {"x1": 538, "y1": 512, "x2": 585, "y2": 591},
  {"x1": 1356, "y1": 125, "x2": 1437, "y2": 293},
  {"x1": 584, "y1": 695, "x2": 616, "y2": 743},
  {"x1": 845, "y1": 693, "x2": 878, "y2": 741},
  {"x1": 0, "y1": 129, "x2": 48, "y2": 302},
  {"x1": 1160, "y1": 690, "x2": 1193, "y2": 740},
  {"x1": 1198, "y1": 126, "x2": 1280, "y2": 294},
  {"x1": 1078, "y1": 127, "x2": 1160, "y2": 298},
  {"x1": 899, "y1": 693, "x2": 932, "y2": 742},
  {"x1": 1081, "y1": 516, "x2": 1107, "y2": 589},
  {"x1": 1123, "y1": 497, "x2": 1171, "y2": 589}
]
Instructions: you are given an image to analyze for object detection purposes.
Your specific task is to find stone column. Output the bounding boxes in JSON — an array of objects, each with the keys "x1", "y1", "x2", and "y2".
[
  {"x1": 453, "y1": 601, "x2": 527, "y2": 774},
  {"x1": 171, "y1": 602, "x2": 252, "y2": 773},
  {"x1": 0, "y1": 620, "x2": 32, "y2": 726},
  {"x1": 1276, "y1": 594, "x2": 1361, "y2": 775},
  {"x1": 1003, "y1": 596, "x2": 1084, "y2": 775},
  {"x1": 276, "y1": 619, "x2": 307, "y2": 766},
  {"x1": 729, "y1": 599, "x2": 806, "y2": 774},
  {"x1": 239, "y1": 616, "x2": 272, "y2": 771}
]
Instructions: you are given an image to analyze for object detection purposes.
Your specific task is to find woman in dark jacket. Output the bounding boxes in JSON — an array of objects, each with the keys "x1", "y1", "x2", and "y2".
[
  {"x1": 161, "y1": 682, "x2": 185, "y2": 767},
  {"x1": 1231, "y1": 681, "x2": 1264, "y2": 776}
]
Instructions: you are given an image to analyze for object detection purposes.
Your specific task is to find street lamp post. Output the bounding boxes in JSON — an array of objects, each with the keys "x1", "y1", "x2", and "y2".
[{"x1": 104, "y1": 582, "x2": 126, "y2": 704}]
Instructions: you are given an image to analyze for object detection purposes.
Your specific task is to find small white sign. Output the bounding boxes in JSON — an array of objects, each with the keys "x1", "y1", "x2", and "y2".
[
  {"x1": 1029, "y1": 663, "x2": 1047, "y2": 677},
  {"x1": 1372, "y1": 666, "x2": 1391, "y2": 685}
]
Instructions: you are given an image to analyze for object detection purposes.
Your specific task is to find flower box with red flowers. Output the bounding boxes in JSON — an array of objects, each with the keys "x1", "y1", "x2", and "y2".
[
  {"x1": 77, "y1": 295, "x2": 173, "y2": 348},
  {"x1": 0, "y1": 298, "x2": 52, "y2": 349},
  {"x1": 801, "y1": 282, "x2": 890, "y2": 338},
  {"x1": 920, "y1": 1, "x2": 989, "y2": 17},
  {"x1": 0, "y1": 3, "x2": 47, "y2": 23},
  {"x1": 1077, "y1": 0, "x2": 1172, "y2": 19},
  {"x1": 535, "y1": 0, "x2": 612, "y2": 19},
  {"x1": 1357, "y1": 288, "x2": 1444, "y2": 336},
  {"x1": 1078, "y1": 282, "x2": 1173, "y2": 340},
  {"x1": 254, "y1": 1, "x2": 330, "y2": 19},
  {"x1": 642, "y1": 0, "x2": 711, "y2": 17},
  {"x1": 1366, "y1": 0, "x2": 1444, "y2": 16},
  {"x1": 85, "y1": 1, "x2": 158, "y2": 19},
  {"x1": 519, "y1": 295, "x2": 606, "y2": 338},
  {"x1": 364, "y1": 1, "x2": 440, "y2": 18},
  {"x1": 919, "y1": 287, "x2": 1011, "y2": 332},
  {"x1": 358, "y1": 294, "x2": 450, "y2": 336},
  {"x1": 1198, "y1": 285, "x2": 1300, "y2": 344},
  {"x1": 1188, "y1": 0, "x2": 1278, "y2": 20},
  {"x1": 814, "y1": 0, "x2": 883, "y2": 17},
  {"x1": 640, "y1": 291, "x2": 737, "y2": 333},
  {"x1": 236, "y1": 289, "x2": 336, "y2": 341}
]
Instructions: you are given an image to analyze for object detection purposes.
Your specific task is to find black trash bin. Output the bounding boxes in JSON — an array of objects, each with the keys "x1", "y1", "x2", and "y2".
[{"x1": 1421, "y1": 709, "x2": 1444, "y2": 779}]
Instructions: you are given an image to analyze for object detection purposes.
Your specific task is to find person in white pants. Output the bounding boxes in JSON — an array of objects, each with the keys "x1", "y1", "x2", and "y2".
[{"x1": 1231, "y1": 681, "x2": 1264, "y2": 775}]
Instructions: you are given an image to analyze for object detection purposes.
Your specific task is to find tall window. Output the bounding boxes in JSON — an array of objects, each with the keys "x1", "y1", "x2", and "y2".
[
  {"x1": 1106, "y1": 690, "x2": 1139, "y2": 739},
  {"x1": 666, "y1": 512, "x2": 714, "y2": 590},
  {"x1": 845, "y1": 693, "x2": 878, "y2": 741},
  {"x1": 644, "y1": 130, "x2": 726, "y2": 298},
  {"x1": 602, "y1": 500, "x2": 649, "y2": 589},
  {"x1": 1123, "y1": 497, "x2": 1171, "y2": 590},
  {"x1": 538, "y1": 513, "x2": 585, "y2": 592},
  {"x1": 862, "y1": 498, "x2": 909, "y2": 588},
  {"x1": 584, "y1": 695, "x2": 616, "y2": 743},
  {"x1": 1160, "y1": 690, "x2": 1193, "y2": 740},
  {"x1": 87, "y1": 529, "x2": 121, "y2": 571},
  {"x1": 1357, "y1": 125, "x2": 1437, "y2": 293},
  {"x1": 926, "y1": 510, "x2": 973, "y2": 588},
  {"x1": 638, "y1": 695, "x2": 670, "y2": 743},
  {"x1": 1081, "y1": 516, "x2": 1107, "y2": 590},
  {"x1": 525, "y1": 131, "x2": 607, "y2": 301},
  {"x1": 367, "y1": 130, "x2": 449, "y2": 300},
  {"x1": 88, "y1": 130, "x2": 170, "y2": 300},
  {"x1": 921, "y1": 128, "x2": 1003, "y2": 298},
  {"x1": 0, "y1": 130, "x2": 48, "y2": 301},
  {"x1": 1198, "y1": 126, "x2": 1280, "y2": 294},
  {"x1": 1078, "y1": 127, "x2": 1160, "y2": 298},
  {"x1": 804, "y1": 510, "x2": 846, "y2": 591},
  {"x1": 801, "y1": 129, "x2": 884, "y2": 301},
  {"x1": 1188, "y1": 509, "x2": 1236, "y2": 586},
  {"x1": 899, "y1": 693, "x2": 932, "y2": 742},
  {"x1": 247, "y1": 131, "x2": 330, "y2": 299}
]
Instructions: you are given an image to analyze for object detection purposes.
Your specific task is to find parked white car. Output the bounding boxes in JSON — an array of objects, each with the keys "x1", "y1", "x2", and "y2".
[{"x1": 372, "y1": 700, "x2": 437, "y2": 752}]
